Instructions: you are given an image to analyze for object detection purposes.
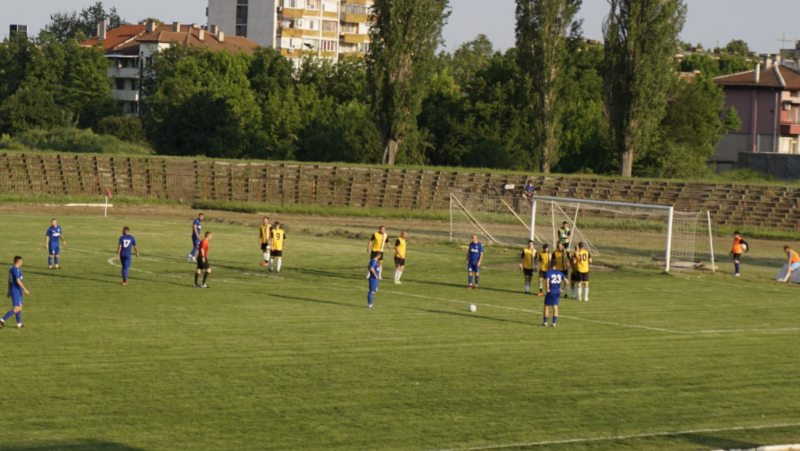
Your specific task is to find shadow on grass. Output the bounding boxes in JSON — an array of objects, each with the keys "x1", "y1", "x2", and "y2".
[
  {"x1": 401, "y1": 306, "x2": 532, "y2": 326},
  {"x1": 0, "y1": 441, "x2": 146, "y2": 450},
  {"x1": 678, "y1": 433, "x2": 760, "y2": 450},
  {"x1": 265, "y1": 293, "x2": 365, "y2": 309}
]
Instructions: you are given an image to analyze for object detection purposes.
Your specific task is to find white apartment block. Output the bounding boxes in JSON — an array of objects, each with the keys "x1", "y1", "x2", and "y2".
[{"x1": 207, "y1": 0, "x2": 373, "y2": 67}]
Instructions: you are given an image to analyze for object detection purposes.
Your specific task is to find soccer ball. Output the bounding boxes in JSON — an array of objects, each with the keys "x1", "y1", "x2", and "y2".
[
  {"x1": 741, "y1": 243, "x2": 748, "y2": 253},
  {"x1": 469, "y1": 304, "x2": 477, "y2": 313}
]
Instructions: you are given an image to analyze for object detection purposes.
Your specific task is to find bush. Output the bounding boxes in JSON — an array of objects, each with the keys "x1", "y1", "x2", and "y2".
[
  {"x1": 0, "y1": 127, "x2": 154, "y2": 155},
  {"x1": 94, "y1": 116, "x2": 150, "y2": 146}
]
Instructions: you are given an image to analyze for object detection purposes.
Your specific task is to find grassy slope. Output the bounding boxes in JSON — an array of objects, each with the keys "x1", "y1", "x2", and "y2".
[{"x1": 0, "y1": 213, "x2": 797, "y2": 450}]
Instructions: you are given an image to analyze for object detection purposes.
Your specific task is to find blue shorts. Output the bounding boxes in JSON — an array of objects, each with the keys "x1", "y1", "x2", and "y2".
[
  {"x1": 10, "y1": 291, "x2": 23, "y2": 307},
  {"x1": 369, "y1": 278, "x2": 379, "y2": 292},
  {"x1": 468, "y1": 262, "x2": 480, "y2": 273},
  {"x1": 791, "y1": 262, "x2": 800, "y2": 271},
  {"x1": 544, "y1": 292, "x2": 560, "y2": 306},
  {"x1": 48, "y1": 245, "x2": 60, "y2": 255}
]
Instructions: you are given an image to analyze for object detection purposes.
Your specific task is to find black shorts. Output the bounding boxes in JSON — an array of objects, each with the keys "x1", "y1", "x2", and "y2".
[
  {"x1": 571, "y1": 271, "x2": 580, "y2": 282},
  {"x1": 523, "y1": 268, "x2": 534, "y2": 277},
  {"x1": 559, "y1": 270, "x2": 568, "y2": 279},
  {"x1": 732, "y1": 253, "x2": 742, "y2": 260},
  {"x1": 539, "y1": 270, "x2": 548, "y2": 279},
  {"x1": 261, "y1": 243, "x2": 269, "y2": 251},
  {"x1": 272, "y1": 250, "x2": 283, "y2": 258},
  {"x1": 395, "y1": 257, "x2": 405, "y2": 267},
  {"x1": 197, "y1": 258, "x2": 210, "y2": 270},
  {"x1": 578, "y1": 271, "x2": 589, "y2": 282},
  {"x1": 370, "y1": 251, "x2": 384, "y2": 261}
]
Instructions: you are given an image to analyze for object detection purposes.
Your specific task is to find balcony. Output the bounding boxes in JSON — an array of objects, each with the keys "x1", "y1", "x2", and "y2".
[
  {"x1": 108, "y1": 67, "x2": 139, "y2": 79},
  {"x1": 342, "y1": 33, "x2": 367, "y2": 44},
  {"x1": 781, "y1": 122, "x2": 800, "y2": 135},
  {"x1": 282, "y1": 8, "x2": 305, "y2": 18},
  {"x1": 281, "y1": 27, "x2": 303, "y2": 38},
  {"x1": 114, "y1": 90, "x2": 140, "y2": 102},
  {"x1": 343, "y1": 13, "x2": 368, "y2": 23}
]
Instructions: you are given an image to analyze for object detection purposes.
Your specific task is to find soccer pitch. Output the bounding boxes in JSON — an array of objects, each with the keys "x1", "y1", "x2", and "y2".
[{"x1": 0, "y1": 211, "x2": 798, "y2": 451}]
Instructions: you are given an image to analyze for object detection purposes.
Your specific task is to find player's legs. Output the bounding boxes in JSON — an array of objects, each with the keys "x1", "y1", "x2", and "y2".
[
  {"x1": 474, "y1": 269, "x2": 480, "y2": 288},
  {"x1": 733, "y1": 253, "x2": 741, "y2": 276},
  {"x1": 2, "y1": 298, "x2": 23, "y2": 327},
  {"x1": 202, "y1": 267, "x2": 211, "y2": 287},
  {"x1": 552, "y1": 305, "x2": 559, "y2": 326},
  {"x1": 524, "y1": 274, "x2": 530, "y2": 293},
  {"x1": 467, "y1": 263, "x2": 474, "y2": 288},
  {"x1": 367, "y1": 278, "x2": 379, "y2": 308},
  {"x1": 188, "y1": 237, "x2": 199, "y2": 259},
  {"x1": 542, "y1": 305, "x2": 549, "y2": 326},
  {"x1": 276, "y1": 257, "x2": 282, "y2": 272},
  {"x1": 121, "y1": 256, "x2": 131, "y2": 284},
  {"x1": 538, "y1": 271, "x2": 545, "y2": 296},
  {"x1": 48, "y1": 246, "x2": 59, "y2": 269},
  {"x1": 195, "y1": 269, "x2": 201, "y2": 286}
]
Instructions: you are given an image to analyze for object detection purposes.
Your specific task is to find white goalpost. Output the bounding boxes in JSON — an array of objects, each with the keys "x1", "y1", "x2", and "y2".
[{"x1": 450, "y1": 191, "x2": 714, "y2": 272}]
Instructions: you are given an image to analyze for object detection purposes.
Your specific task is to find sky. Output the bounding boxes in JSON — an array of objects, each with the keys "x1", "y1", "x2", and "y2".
[{"x1": 2, "y1": 0, "x2": 799, "y2": 55}]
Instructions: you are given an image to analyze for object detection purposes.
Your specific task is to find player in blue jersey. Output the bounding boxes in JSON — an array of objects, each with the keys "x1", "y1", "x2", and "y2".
[
  {"x1": 543, "y1": 260, "x2": 568, "y2": 327},
  {"x1": 45, "y1": 218, "x2": 66, "y2": 269},
  {"x1": 186, "y1": 213, "x2": 204, "y2": 261},
  {"x1": 466, "y1": 235, "x2": 484, "y2": 289},
  {"x1": 116, "y1": 227, "x2": 139, "y2": 286},
  {"x1": 367, "y1": 255, "x2": 380, "y2": 309},
  {"x1": 2, "y1": 256, "x2": 30, "y2": 329}
]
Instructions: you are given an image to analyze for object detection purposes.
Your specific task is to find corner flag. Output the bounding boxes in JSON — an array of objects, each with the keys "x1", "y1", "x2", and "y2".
[{"x1": 105, "y1": 188, "x2": 113, "y2": 199}]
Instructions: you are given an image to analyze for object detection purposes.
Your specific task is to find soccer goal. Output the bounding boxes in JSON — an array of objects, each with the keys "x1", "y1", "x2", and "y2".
[{"x1": 450, "y1": 191, "x2": 713, "y2": 272}]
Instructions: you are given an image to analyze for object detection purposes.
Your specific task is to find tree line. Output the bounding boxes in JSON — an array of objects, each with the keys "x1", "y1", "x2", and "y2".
[{"x1": 0, "y1": 0, "x2": 748, "y2": 178}]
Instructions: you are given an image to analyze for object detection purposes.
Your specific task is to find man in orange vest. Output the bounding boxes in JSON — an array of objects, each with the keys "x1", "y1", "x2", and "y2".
[{"x1": 781, "y1": 246, "x2": 800, "y2": 283}]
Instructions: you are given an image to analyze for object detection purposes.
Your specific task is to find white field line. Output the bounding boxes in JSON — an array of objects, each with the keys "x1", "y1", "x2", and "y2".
[
  {"x1": 338, "y1": 283, "x2": 800, "y2": 335},
  {"x1": 425, "y1": 422, "x2": 800, "y2": 451}
]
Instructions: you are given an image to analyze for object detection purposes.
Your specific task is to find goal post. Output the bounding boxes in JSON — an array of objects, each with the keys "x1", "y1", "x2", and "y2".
[{"x1": 450, "y1": 191, "x2": 712, "y2": 272}]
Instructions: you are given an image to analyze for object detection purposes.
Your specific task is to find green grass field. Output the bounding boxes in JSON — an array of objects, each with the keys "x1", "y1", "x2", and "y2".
[{"x1": 0, "y1": 212, "x2": 798, "y2": 451}]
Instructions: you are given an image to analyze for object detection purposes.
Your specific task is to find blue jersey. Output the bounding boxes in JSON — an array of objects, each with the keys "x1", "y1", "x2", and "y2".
[
  {"x1": 468, "y1": 242, "x2": 484, "y2": 263},
  {"x1": 545, "y1": 269, "x2": 563, "y2": 295},
  {"x1": 46, "y1": 226, "x2": 63, "y2": 243},
  {"x1": 118, "y1": 235, "x2": 137, "y2": 258},
  {"x1": 8, "y1": 266, "x2": 23, "y2": 294},
  {"x1": 192, "y1": 219, "x2": 202, "y2": 238},
  {"x1": 368, "y1": 258, "x2": 380, "y2": 279}
]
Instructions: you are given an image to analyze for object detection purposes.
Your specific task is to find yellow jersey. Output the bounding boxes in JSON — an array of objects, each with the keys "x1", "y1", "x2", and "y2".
[
  {"x1": 271, "y1": 229, "x2": 286, "y2": 251},
  {"x1": 520, "y1": 248, "x2": 537, "y2": 270},
  {"x1": 574, "y1": 249, "x2": 591, "y2": 273},
  {"x1": 395, "y1": 237, "x2": 407, "y2": 259},
  {"x1": 370, "y1": 232, "x2": 388, "y2": 252},
  {"x1": 259, "y1": 224, "x2": 271, "y2": 244},
  {"x1": 553, "y1": 250, "x2": 570, "y2": 272},
  {"x1": 539, "y1": 251, "x2": 551, "y2": 272}
]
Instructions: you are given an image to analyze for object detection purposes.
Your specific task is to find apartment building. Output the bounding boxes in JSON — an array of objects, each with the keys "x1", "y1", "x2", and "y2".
[
  {"x1": 207, "y1": 0, "x2": 373, "y2": 66},
  {"x1": 81, "y1": 21, "x2": 259, "y2": 116}
]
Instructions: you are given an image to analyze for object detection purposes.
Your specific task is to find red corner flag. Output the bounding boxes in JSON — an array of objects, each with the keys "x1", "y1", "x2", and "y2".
[{"x1": 105, "y1": 188, "x2": 113, "y2": 199}]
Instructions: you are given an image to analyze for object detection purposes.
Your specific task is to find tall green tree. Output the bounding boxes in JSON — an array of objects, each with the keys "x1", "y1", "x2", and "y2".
[
  {"x1": 516, "y1": 0, "x2": 582, "y2": 173},
  {"x1": 368, "y1": 0, "x2": 451, "y2": 164},
  {"x1": 602, "y1": 0, "x2": 687, "y2": 177},
  {"x1": 45, "y1": 2, "x2": 127, "y2": 42}
]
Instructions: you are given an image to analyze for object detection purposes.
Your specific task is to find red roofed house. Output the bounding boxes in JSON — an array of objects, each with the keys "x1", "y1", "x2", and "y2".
[
  {"x1": 713, "y1": 63, "x2": 800, "y2": 170},
  {"x1": 80, "y1": 20, "x2": 260, "y2": 116}
]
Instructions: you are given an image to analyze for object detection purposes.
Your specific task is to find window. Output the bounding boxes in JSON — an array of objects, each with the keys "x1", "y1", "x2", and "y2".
[
  {"x1": 303, "y1": 39, "x2": 319, "y2": 50},
  {"x1": 343, "y1": 3, "x2": 368, "y2": 14},
  {"x1": 131, "y1": 80, "x2": 138, "y2": 91},
  {"x1": 284, "y1": 0, "x2": 300, "y2": 8},
  {"x1": 322, "y1": 1, "x2": 338, "y2": 12},
  {"x1": 306, "y1": 0, "x2": 319, "y2": 10},
  {"x1": 322, "y1": 20, "x2": 337, "y2": 32},
  {"x1": 306, "y1": 20, "x2": 318, "y2": 30},
  {"x1": 236, "y1": 25, "x2": 248, "y2": 37},
  {"x1": 115, "y1": 79, "x2": 125, "y2": 90},
  {"x1": 342, "y1": 23, "x2": 358, "y2": 33},
  {"x1": 791, "y1": 91, "x2": 800, "y2": 98},
  {"x1": 340, "y1": 42, "x2": 356, "y2": 53},
  {"x1": 320, "y1": 40, "x2": 336, "y2": 52},
  {"x1": 236, "y1": 5, "x2": 248, "y2": 25}
]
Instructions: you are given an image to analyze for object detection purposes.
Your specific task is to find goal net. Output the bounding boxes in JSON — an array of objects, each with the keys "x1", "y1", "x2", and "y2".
[{"x1": 450, "y1": 191, "x2": 711, "y2": 271}]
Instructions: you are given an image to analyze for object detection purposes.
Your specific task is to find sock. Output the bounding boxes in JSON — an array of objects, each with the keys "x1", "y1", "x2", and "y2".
[
  {"x1": 48, "y1": 256, "x2": 53, "y2": 266},
  {"x1": 194, "y1": 273, "x2": 199, "y2": 285},
  {"x1": 538, "y1": 281, "x2": 543, "y2": 290},
  {"x1": 54, "y1": 257, "x2": 59, "y2": 265},
  {"x1": 394, "y1": 270, "x2": 399, "y2": 283},
  {"x1": 475, "y1": 276, "x2": 479, "y2": 286},
  {"x1": 2, "y1": 310, "x2": 13, "y2": 322},
  {"x1": 276, "y1": 259, "x2": 282, "y2": 272},
  {"x1": 468, "y1": 275, "x2": 473, "y2": 285},
  {"x1": 577, "y1": 286, "x2": 582, "y2": 300},
  {"x1": 543, "y1": 316, "x2": 548, "y2": 324},
  {"x1": 15, "y1": 311, "x2": 21, "y2": 325},
  {"x1": 203, "y1": 273, "x2": 209, "y2": 284},
  {"x1": 735, "y1": 263, "x2": 740, "y2": 273},
  {"x1": 122, "y1": 267, "x2": 129, "y2": 281},
  {"x1": 585, "y1": 286, "x2": 589, "y2": 299},
  {"x1": 572, "y1": 287, "x2": 577, "y2": 298},
  {"x1": 377, "y1": 266, "x2": 382, "y2": 278},
  {"x1": 263, "y1": 252, "x2": 268, "y2": 262},
  {"x1": 553, "y1": 316, "x2": 558, "y2": 324},
  {"x1": 270, "y1": 258, "x2": 274, "y2": 266},
  {"x1": 525, "y1": 283, "x2": 530, "y2": 293},
  {"x1": 367, "y1": 292, "x2": 374, "y2": 305}
]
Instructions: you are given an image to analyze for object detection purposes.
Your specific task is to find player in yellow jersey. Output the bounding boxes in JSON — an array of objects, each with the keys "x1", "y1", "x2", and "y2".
[
  {"x1": 552, "y1": 242, "x2": 571, "y2": 298},
  {"x1": 393, "y1": 231, "x2": 408, "y2": 284},
  {"x1": 367, "y1": 226, "x2": 393, "y2": 280},
  {"x1": 268, "y1": 222, "x2": 286, "y2": 273},
  {"x1": 258, "y1": 216, "x2": 272, "y2": 267},
  {"x1": 572, "y1": 241, "x2": 592, "y2": 301},
  {"x1": 519, "y1": 240, "x2": 538, "y2": 294},
  {"x1": 537, "y1": 243, "x2": 550, "y2": 296}
]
